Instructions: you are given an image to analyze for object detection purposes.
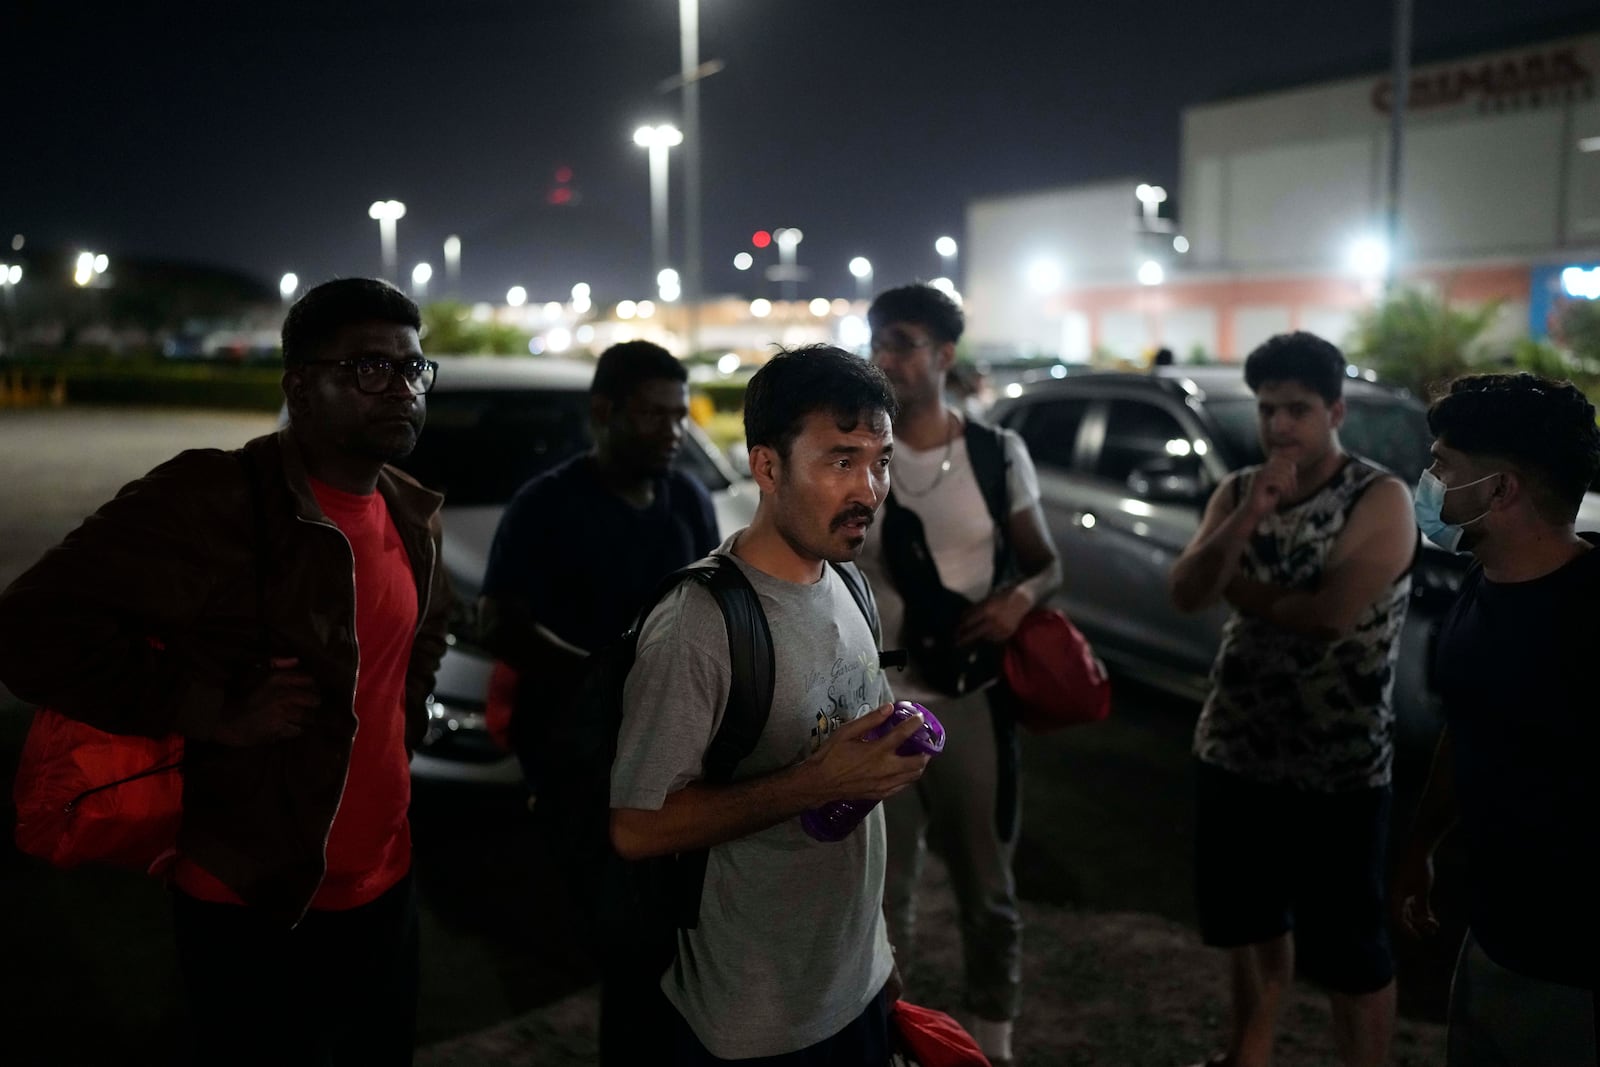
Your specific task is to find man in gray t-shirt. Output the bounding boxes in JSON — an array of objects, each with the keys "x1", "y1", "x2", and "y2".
[{"x1": 610, "y1": 346, "x2": 929, "y2": 1064}]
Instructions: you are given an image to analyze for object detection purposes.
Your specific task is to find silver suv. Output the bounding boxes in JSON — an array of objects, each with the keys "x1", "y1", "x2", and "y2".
[{"x1": 990, "y1": 365, "x2": 1600, "y2": 756}]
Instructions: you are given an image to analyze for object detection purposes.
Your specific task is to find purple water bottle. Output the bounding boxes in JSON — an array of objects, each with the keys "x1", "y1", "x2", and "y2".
[{"x1": 801, "y1": 701, "x2": 947, "y2": 842}]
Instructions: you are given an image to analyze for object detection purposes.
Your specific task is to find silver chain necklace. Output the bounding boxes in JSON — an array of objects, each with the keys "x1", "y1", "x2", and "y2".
[{"x1": 892, "y1": 409, "x2": 959, "y2": 498}]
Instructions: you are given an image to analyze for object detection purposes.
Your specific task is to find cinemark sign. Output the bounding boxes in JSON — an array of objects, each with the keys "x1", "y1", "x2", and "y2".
[{"x1": 1372, "y1": 46, "x2": 1595, "y2": 114}]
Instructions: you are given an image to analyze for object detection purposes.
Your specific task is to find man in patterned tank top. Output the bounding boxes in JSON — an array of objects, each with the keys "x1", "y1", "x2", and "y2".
[{"x1": 1169, "y1": 332, "x2": 1418, "y2": 1067}]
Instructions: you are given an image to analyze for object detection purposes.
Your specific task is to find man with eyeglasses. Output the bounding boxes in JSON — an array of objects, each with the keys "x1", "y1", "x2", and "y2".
[
  {"x1": 857, "y1": 283, "x2": 1061, "y2": 1067},
  {"x1": 0, "y1": 277, "x2": 451, "y2": 1065}
]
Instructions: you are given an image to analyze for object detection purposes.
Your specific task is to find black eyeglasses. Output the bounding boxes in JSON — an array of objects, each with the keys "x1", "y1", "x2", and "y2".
[{"x1": 309, "y1": 357, "x2": 439, "y2": 395}]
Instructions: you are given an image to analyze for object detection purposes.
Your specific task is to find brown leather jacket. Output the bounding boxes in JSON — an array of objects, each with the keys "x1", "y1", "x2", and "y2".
[{"x1": 0, "y1": 430, "x2": 451, "y2": 925}]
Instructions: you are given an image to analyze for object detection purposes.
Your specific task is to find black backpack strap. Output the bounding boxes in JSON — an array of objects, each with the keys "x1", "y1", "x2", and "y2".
[
  {"x1": 964, "y1": 419, "x2": 1015, "y2": 587},
  {"x1": 668, "y1": 554, "x2": 775, "y2": 928},
  {"x1": 831, "y1": 560, "x2": 907, "y2": 673}
]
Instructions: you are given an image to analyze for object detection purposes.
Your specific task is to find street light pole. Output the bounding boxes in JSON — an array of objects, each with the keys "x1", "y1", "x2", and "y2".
[
  {"x1": 1384, "y1": 0, "x2": 1413, "y2": 294},
  {"x1": 634, "y1": 124, "x2": 683, "y2": 286},
  {"x1": 849, "y1": 256, "x2": 873, "y2": 302},
  {"x1": 680, "y1": 0, "x2": 702, "y2": 355},
  {"x1": 444, "y1": 235, "x2": 461, "y2": 298},
  {"x1": 774, "y1": 228, "x2": 803, "y2": 303},
  {"x1": 412, "y1": 262, "x2": 433, "y2": 303},
  {"x1": 368, "y1": 200, "x2": 407, "y2": 282},
  {"x1": 936, "y1": 236, "x2": 958, "y2": 284}
]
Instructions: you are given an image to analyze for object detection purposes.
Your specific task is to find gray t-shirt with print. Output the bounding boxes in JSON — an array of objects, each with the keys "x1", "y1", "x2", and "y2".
[{"x1": 609, "y1": 535, "x2": 896, "y2": 1060}]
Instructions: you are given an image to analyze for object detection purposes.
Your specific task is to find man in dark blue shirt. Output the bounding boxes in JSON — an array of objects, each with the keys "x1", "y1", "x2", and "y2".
[
  {"x1": 479, "y1": 340, "x2": 718, "y2": 788},
  {"x1": 478, "y1": 341, "x2": 718, "y2": 1066},
  {"x1": 1396, "y1": 373, "x2": 1599, "y2": 1066}
]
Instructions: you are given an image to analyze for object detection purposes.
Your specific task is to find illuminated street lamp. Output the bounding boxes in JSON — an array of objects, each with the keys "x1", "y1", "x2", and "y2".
[
  {"x1": 506, "y1": 286, "x2": 527, "y2": 308},
  {"x1": 1134, "y1": 184, "x2": 1167, "y2": 224},
  {"x1": 658, "y1": 268, "x2": 682, "y2": 303},
  {"x1": 935, "y1": 235, "x2": 958, "y2": 280},
  {"x1": 773, "y1": 228, "x2": 803, "y2": 301},
  {"x1": 411, "y1": 262, "x2": 433, "y2": 301},
  {"x1": 634, "y1": 123, "x2": 683, "y2": 283},
  {"x1": 849, "y1": 256, "x2": 873, "y2": 301},
  {"x1": 74, "y1": 251, "x2": 108, "y2": 287},
  {"x1": 279, "y1": 272, "x2": 299, "y2": 302},
  {"x1": 367, "y1": 199, "x2": 407, "y2": 281}
]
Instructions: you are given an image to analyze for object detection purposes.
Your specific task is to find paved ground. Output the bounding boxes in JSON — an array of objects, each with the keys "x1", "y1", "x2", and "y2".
[{"x1": 0, "y1": 407, "x2": 1465, "y2": 1065}]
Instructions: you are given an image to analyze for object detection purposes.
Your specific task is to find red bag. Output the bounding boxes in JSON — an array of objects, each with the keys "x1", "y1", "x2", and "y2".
[
  {"x1": 13, "y1": 708, "x2": 183, "y2": 874},
  {"x1": 890, "y1": 1000, "x2": 992, "y2": 1066},
  {"x1": 1001, "y1": 608, "x2": 1111, "y2": 732}
]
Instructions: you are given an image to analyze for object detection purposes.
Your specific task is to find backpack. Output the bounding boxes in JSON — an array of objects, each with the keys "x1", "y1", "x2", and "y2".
[
  {"x1": 537, "y1": 552, "x2": 896, "y2": 964},
  {"x1": 879, "y1": 418, "x2": 1015, "y2": 696}
]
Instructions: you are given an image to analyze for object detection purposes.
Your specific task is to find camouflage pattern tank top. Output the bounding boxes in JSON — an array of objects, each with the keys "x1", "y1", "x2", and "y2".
[{"x1": 1193, "y1": 456, "x2": 1413, "y2": 791}]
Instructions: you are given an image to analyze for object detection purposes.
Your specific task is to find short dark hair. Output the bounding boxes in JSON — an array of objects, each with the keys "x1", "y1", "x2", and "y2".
[
  {"x1": 590, "y1": 340, "x2": 687, "y2": 402},
  {"x1": 744, "y1": 345, "x2": 897, "y2": 459},
  {"x1": 1428, "y1": 373, "x2": 1600, "y2": 522},
  {"x1": 1243, "y1": 331, "x2": 1347, "y2": 403},
  {"x1": 281, "y1": 278, "x2": 420, "y2": 366},
  {"x1": 867, "y1": 284, "x2": 965, "y2": 345}
]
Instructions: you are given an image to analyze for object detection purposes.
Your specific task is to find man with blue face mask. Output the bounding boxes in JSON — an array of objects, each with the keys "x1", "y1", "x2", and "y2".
[{"x1": 1394, "y1": 373, "x2": 1599, "y2": 1067}]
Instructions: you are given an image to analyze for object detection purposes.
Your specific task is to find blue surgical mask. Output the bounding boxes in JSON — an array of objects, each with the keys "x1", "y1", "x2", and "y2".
[{"x1": 1414, "y1": 469, "x2": 1499, "y2": 552}]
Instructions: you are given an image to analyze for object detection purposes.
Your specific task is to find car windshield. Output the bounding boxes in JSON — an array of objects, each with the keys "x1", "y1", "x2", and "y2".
[
  {"x1": 394, "y1": 387, "x2": 730, "y2": 507},
  {"x1": 1206, "y1": 395, "x2": 1433, "y2": 484}
]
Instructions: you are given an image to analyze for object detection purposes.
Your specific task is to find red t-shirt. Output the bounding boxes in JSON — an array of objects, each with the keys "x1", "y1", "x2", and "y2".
[{"x1": 175, "y1": 478, "x2": 417, "y2": 910}]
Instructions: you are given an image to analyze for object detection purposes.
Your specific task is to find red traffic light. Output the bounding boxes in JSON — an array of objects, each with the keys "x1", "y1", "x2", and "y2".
[{"x1": 752, "y1": 230, "x2": 772, "y2": 249}]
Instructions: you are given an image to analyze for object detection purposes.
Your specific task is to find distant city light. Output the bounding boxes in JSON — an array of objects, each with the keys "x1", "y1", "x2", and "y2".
[
  {"x1": 279, "y1": 272, "x2": 299, "y2": 300},
  {"x1": 575, "y1": 325, "x2": 596, "y2": 344},
  {"x1": 411, "y1": 262, "x2": 432, "y2": 286},
  {"x1": 1135, "y1": 184, "x2": 1168, "y2": 205},
  {"x1": 749, "y1": 298, "x2": 772, "y2": 318},
  {"x1": 633, "y1": 124, "x2": 683, "y2": 148},
  {"x1": 733, "y1": 253, "x2": 753, "y2": 271},
  {"x1": 1025, "y1": 257, "x2": 1063, "y2": 294},
  {"x1": 657, "y1": 268, "x2": 680, "y2": 288},
  {"x1": 809, "y1": 298, "x2": 831, "y2": 316},
  {"x1": 506, "y1": 286, "x2": 527, "y2": 307},
  {"x1": 367, "y1": 199, "x2": 406, "y2": 221},
  {"x1": 774, "y1": 228, "x2": 803, "y2": 250},
  {"x1": 636, "y1": 300, "x2": 656, "y2": 319},
  {"x1": 544, "y1": 301, "x2": 564, "y2": 321},
  {"x1": 830, "y1": 298, "x2": 851, "y2": 316},
  {"x1": 1173, "y1": 235, "x2": 1190, "y2": 254},
  {"x1": 717, "y1": 353, "x2": 741, "y2": 375},
  {"x1": 935, "y1": 236, "x2": 958, "y2": 258},
  {"x1": 3, "y1": 264, "x2": 21, "y2": 285},
  {"x1": 547, "y1": 327, "x2": 572, "y2": 353},
  {"x1": 752, "y1": 230, "x2": 772, "y2": 249},
  {"x1": 929, "y1": 277, "x2": 961, "y2": 304},
  {"x1": 571, "y1": 282, "x2": 591, "y2": 300},
  {"x1": 1562, "y1": 266, "x2": 1600, "y2": 300},
  {"x1": 849, "y1": 257, "x2": 873, "y2": 279},
  {"x1": 1137, "y1": 260, "x2": 1165, "y2": 286},
  {"x1": 617, "y1": 301, "x2": 638, "y2": 319},
  {"x1": 1346, "y1": 235, "x2": 1390, "y2": 279},
  {"x1": 838, "y1": 314, "x2": 870, "y2": 349}
]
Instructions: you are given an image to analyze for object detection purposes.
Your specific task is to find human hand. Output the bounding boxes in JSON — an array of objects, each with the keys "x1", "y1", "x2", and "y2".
[
  {"x1": 1392, "y1": 845, "x2": 1440, "y2": 939},
  {"x1": 804, "y1": 704, "x2": 930, "y2": 804},
  {"x1": 956, "y1": 587, "x2": 1031, "y2": 646},
  {"x1": 212, "y1": 656, "x2": 320, "y2": 746},
  {"x1": 1244, "y1": 453, "x2": 1298, "y2": 521}
]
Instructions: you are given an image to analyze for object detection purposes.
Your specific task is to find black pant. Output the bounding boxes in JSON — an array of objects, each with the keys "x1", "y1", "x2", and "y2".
[
  {"x1": 172, "y1": 873, "x2": 419, "y2": 1067},
  {"x1": 669, "y1": 985, "x2": 892, "y2": 1065}
]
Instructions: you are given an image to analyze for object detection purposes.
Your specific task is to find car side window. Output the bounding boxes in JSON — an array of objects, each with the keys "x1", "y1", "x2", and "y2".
[
  {"x1": 1097, "y1": 399, "x2": 1195, "y2": 486},
  {"x1": 1013, "y1": 397, "x2": 1090, "y2": 472}
]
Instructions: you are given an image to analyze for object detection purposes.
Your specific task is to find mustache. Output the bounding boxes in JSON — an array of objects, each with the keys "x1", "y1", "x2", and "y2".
[{"x1": 830, "y1": 506, "x2": 875, "y2": 531}]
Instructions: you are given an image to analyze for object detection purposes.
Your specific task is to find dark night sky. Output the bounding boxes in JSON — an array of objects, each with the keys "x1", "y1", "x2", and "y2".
[{"x1": 4, "y1": 0, "x2": 1598, "y2": 305}]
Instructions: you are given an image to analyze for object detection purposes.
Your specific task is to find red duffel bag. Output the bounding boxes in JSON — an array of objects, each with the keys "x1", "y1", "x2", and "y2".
[
  {"x1": 13, "y1": 707, "x2": 183, "y2": 874},
  {"x1": 891, "y1": 1000, "x2": 992, "y2": 1066},
  {"x1": 1000, "y1": 607, "x2": 1111, "y2": 732}
]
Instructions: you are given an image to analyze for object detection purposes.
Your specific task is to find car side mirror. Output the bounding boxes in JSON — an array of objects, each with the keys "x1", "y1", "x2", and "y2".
[{"x1": 1127, "y1": 459, "x2": 1206, "y2": 503}]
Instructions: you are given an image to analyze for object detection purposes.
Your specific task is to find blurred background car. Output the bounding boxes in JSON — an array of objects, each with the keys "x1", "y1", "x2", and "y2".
[{"x1": 989, "y1": 363, "x2": 1600, "y2": 760}]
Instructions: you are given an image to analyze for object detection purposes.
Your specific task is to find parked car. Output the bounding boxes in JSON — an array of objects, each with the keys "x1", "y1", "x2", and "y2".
[
  {"x1": 989, "y1": 364, "x2": 1600, "y2": 758},
  {"x1": 290, "y1": 357, "x2": 758, "y2": 785}
]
